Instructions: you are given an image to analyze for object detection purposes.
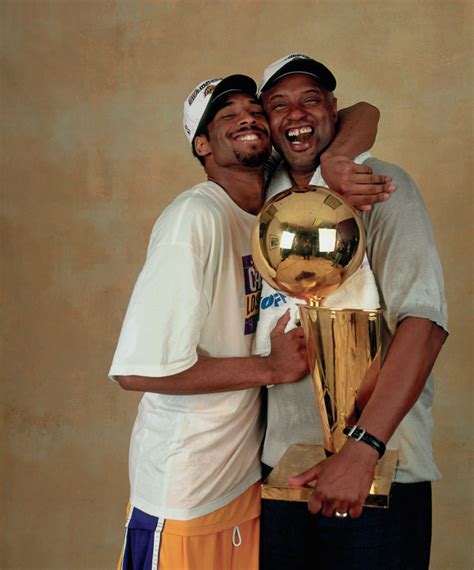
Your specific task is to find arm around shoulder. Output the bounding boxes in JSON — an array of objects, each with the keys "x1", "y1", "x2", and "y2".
[
  {"x1": 325, "y1": 101, "x2": 380, "y2": 160},
  {"x1": 320, "y1": 104, "x2": 396, "y2": 210}
]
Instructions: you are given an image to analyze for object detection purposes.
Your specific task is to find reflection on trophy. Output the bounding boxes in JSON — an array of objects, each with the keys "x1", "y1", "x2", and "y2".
[{"x1": 252, "y1": 185, "x2": 398, "y2": 508}]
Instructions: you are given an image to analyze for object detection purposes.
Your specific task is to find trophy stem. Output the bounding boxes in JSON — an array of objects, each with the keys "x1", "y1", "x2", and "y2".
[
  {"x1": 260, "y1": 306, "x2": 398, "y2": 509},
  {"x1": 299, "y1": 306, "x2": 382, "y2": 455}
]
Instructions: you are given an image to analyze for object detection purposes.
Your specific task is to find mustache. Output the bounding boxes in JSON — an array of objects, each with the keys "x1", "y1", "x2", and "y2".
[{"x1": 233, "y1": 125, "x2": 268, "y2": 136}]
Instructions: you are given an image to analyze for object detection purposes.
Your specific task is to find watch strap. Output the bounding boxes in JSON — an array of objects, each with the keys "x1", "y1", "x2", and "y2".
[{"x1": 343, "y1": 425, "x2": 386, "y2": 458}]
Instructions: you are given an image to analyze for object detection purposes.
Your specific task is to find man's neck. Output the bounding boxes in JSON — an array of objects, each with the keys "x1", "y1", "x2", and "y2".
[
  {"x1": 206, "y1": 166, "x2": 265, "y2": 215},
  {"x1": 290, "y1": 170, "x2": 315, "y2": 187},
  {"x1": 286, "y1": 159, "x2": 318, "y2": 187},
  {"x1": 286, "y1": 151, "x2": 326, "y2": 187}
]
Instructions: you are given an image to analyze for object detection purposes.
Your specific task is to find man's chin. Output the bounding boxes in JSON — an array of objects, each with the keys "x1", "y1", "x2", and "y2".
[
  {"x1": 238, "y1": 149, "x2": 271, "y2": 168},
  {"x1": 281, "y1": 145, "x2": 318, "y2": 171}
]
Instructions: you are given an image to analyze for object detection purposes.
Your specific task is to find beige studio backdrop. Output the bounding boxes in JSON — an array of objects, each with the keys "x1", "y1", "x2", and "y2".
[{"x1": 1, "y1": 1, "x2": 472, "y2": 569}]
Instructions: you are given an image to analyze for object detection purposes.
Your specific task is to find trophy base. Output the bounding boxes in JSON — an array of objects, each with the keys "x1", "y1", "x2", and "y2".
[{"x1": 261, "y1": 443, "x2": 399, "y2": 508}]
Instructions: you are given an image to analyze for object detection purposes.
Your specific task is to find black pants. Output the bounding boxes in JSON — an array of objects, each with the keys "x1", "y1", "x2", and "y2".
[{"x1": 260, "y1": 464, "x2": 432, "y2": 570}]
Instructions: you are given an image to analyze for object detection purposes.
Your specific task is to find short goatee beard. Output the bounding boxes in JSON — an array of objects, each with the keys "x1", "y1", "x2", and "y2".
[{"x1": 236, "y1": 148, "x2": 271, "y2": 168}]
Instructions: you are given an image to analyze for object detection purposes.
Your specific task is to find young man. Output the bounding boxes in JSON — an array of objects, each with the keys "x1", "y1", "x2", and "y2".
[
  {"x1": 110, "y1": 74, "x2": 310, "y2": 570},
  {"x1": 109, "y1": 71, "x2": 386, "y2": 569},
  {"x1": 256, "y1": 53, "x2": 448, "y2": 570}
]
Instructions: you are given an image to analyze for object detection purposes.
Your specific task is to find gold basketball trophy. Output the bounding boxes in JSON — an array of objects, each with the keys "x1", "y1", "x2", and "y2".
[{"x1": 252, "y1": 185, "x2": 398, "y2": 508}]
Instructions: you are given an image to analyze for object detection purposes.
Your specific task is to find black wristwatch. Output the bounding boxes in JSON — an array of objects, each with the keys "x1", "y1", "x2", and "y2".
[{"x1": 343, "y1": 425, "x2": 386, "y2": 459}]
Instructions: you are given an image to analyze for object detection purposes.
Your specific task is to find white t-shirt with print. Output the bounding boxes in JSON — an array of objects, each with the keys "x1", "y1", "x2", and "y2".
[{"x1": 109, "y1": 181, "x2": 263, "y2": 520}]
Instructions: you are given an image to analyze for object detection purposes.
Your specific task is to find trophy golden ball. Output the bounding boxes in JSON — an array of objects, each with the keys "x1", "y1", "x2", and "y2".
[{"x1": 251, "y1": 186, "x2": 365, "y2": 303}]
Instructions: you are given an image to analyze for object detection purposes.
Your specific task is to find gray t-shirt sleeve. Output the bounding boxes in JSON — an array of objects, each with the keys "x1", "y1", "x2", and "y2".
[{"x1": 362, "y1": 158, "x2": 448, "y2": 335}]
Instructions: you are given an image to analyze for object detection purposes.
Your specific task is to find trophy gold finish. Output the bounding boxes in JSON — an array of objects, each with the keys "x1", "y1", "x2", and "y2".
[{"x1": 252, "y1": 185, "x2": 398, "y2": 508}]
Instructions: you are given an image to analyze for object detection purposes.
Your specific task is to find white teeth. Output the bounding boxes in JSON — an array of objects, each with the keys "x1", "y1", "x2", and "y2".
[
  {"x1": 287, "y1": 126, "x2": 313, "y2": 137},
  {"x1": 237, "y1": 134, "x2": 258, "y2": 141}
]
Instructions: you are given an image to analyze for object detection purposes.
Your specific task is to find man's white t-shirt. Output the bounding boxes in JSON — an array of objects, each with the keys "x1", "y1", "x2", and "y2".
[{"x1": 109, "y1": 181, "x2": 264, "y2": 520}]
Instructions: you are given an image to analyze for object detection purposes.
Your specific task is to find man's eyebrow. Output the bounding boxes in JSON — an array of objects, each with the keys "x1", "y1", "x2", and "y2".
[
  {"x1": 267, "y1": 87, "x2": 324, "y2": 102},
  {"x1": 217, "y1": 97, "x2": 262, "y2": 112},
  {"x1": 303, "y1": 87, "x2": 324, "y2": 95},
  {"x1": 266, "y1": 93, "x2": 287, "y2": 102},
  {"x1": 214, "y1": 100, "x2": 236, "y2": 115}
]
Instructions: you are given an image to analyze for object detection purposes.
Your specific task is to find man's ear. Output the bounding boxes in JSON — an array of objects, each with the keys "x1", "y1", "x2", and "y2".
[{"x1": 194, "y1": 134, "x2": 211, "y2": 158}]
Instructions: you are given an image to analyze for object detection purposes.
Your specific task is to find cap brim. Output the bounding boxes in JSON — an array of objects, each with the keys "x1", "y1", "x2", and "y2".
[
  {"x1": 259, "y1": 59, "x2": 336, "y2": 94},
  {"x1": 194, "y1": 74, "x2": 257, "y2": 140}
]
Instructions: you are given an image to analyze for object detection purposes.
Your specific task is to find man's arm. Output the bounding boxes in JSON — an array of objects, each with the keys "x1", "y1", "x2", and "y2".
[
  {"x1": 117, "y1": 310, "x2": 309, "y2": 394},
  {"x1": 321, "y1": 102, "x2": 396, "y2": 210},
  {"x1": 330, "y1": 102, "x2": 380, "y2": 159},
  {"x1": 289, "y1": 317, "x2": 447, "y2": 518}
]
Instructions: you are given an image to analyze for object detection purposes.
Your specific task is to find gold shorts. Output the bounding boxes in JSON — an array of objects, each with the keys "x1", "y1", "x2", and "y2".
[{"x1": 118, "y1": 481, "x2": 261, "y2": 570}]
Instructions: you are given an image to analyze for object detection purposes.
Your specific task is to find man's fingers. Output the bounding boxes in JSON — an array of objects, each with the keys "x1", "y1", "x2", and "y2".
[
  {"x1": 321, "y1": 500, "x2": 350, "y2": 518},
  {"x1": 270, "y1": 309, "x2": 290, "y2": 336},
  {"x1": 287, "y1": 326, "x2": 305, "y2": 340},
  {"x1": 308, "y1": 491, "x2": 323, "y2": 515},
  {"x1": 288, "y1": 464, "x2": 320, "y2": 486},
  {"x1": 323, "y1": 156, "x2": 374, "y2": 176},
  {"x1": 312, "y1": 498, "x2": 362, "y2": 518},
  {"x1": 348, "y1": 504, "x2": 364, "y2": 519},
  {"x1": 321, "y1": 500, "x2": 336, "y2": 518},
  {"x1": 351, "y1": 163, "x2": 373, "y2": 175},
  {"x1": 311, "y1": 497, "x2": 363, "y2": 519},
  {"x1": 350, "y1": 183, "x2": 393, "y2": 194},
  {"x1": 349, "y1": 192, "x2": 391, "y2": 207},
  {"x1": 344, "y1": 174, "x2": 394, "y2": 187},
  {"x1": 340, "y1": 182, "x2": 396, "y2": 195}
]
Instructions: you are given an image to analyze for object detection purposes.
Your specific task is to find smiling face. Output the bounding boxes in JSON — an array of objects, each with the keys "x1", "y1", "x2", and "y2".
[
  {"x1": 261, "y1": 73, "x2": 338, "y2": 181},
  {"x1": 194, "y1": 92, "x2": 271, "y2": 169}
]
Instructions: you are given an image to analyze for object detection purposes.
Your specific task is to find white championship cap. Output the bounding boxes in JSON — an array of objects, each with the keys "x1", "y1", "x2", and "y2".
[
  {"x1": 183, "y1": 74, "x2": 257, "y2": 145},
  {"x1": 257, "y1": 53, "x2": 336, "y2": 96}
]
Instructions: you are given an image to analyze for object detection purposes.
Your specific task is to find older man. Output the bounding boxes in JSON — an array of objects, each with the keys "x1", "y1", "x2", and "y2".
[{"x1": 257, "y1": 54, "x2": 448, "y2": 570}]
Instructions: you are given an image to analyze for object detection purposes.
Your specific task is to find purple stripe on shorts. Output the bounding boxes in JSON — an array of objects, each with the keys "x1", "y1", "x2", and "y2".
[{"x1": 122, "y1": 507, "x2": 164, "y2": 570}]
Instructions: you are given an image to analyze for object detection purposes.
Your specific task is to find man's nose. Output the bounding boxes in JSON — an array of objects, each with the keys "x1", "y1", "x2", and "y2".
[
  {"x1": 238, "y1": 110, "x2": 256, "y2": 125},
  {"x1": 286, "y1": 103, "x2": 307, "y2": 121}
]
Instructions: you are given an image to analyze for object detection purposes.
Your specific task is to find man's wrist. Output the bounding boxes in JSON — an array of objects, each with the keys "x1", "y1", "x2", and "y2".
[
  {"x1": 259, "y1": 355, "x2": 277, "y2": 386},
  {"x1": 343, "y1": 425, "x2": 386, "y2": 458},
  {"x1": 340, "y1": 437, "x2": 379, "y2": 469}
]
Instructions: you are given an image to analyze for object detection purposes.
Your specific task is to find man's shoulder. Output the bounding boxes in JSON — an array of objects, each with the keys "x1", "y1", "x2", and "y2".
[
  {"x1": 160, "y1": 181, "x2": 225, "y2": 224},
  {"x1": 363, "y1": 157, "x2": 426, "y2": 213},
  {"x1": 364, "y1": 157, "x2": 413, "y2": 185},
  {"x1": 147, "y1": 182, "x2": 226, "y2": 253},
  {"x1": 359, "y1": 157, "x2": 436, "y2": 249},
  {"x1": 170, "y1": 180, "x2": 222, "y2": 208}
]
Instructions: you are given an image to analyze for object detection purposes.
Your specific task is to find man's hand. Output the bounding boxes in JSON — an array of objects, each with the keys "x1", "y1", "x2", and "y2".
[
  {"x1": 265, "y1": 310, "x2": 309, "y2": 385},
  {"x1": 288, "y1": 439, "x2": 379, "y2": 519},
  {"x1": 320, "y1": 154, "x2": 396, "y2": 211}
]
